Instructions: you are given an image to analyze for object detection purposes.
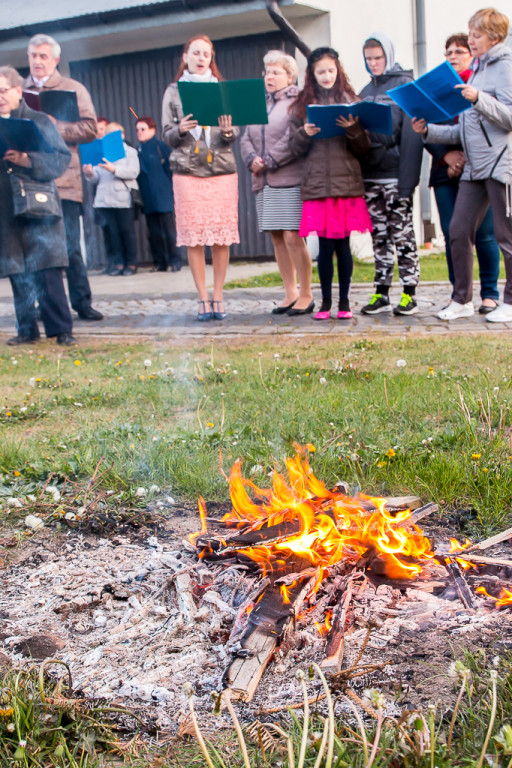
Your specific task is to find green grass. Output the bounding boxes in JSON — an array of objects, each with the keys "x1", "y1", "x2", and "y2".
[
  {"x1": 225, "y1": 252, "x2": 507, "y2": 289},
  {"x1": 1, "y1": 336, "x2": 512, "y2": 534},
  {"x1": 1, "y1": 337, "x2": 512, "y2": 766}
]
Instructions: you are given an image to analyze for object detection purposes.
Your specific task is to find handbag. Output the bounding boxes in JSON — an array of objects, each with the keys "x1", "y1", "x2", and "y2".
[
  {"x1": 130, "y1": 186, "x2": 144, "y2": 208},
  {"x1": 8, "y1": 172, "x2": 62, "y2": 219}
]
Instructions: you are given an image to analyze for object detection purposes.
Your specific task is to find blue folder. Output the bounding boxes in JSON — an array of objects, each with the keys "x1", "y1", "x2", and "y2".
[
  {"x1": 79, "y1": 130, "x2": 126, "y2": 166},
  {"x1": 306, "y1": 102, "x2": 392, "y2": 139},
  {"x1": 0, "y1": 118, "x2": 54, "y2": 155},
  {"x1": 386, "y1": 61, "x2": 471, "y2": 122}
]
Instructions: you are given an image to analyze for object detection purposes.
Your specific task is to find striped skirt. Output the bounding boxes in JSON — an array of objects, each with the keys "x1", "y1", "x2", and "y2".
[{"x1": 255, "y1": 185, "x2": 303, "y2": 232}]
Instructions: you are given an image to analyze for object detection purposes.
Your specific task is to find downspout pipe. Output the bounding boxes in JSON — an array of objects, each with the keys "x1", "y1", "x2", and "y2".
[
  {"x1": 265, "y1": 0, "x2": 311, "y2": 58},
  {"x1": 414, "y1": 0, "x2": 435, "y2": 244}
]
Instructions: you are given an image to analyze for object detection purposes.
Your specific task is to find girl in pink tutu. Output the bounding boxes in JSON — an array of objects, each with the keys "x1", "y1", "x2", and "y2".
[{"x1": 289, "y1": 47, "x2": 373, "y2": 319}]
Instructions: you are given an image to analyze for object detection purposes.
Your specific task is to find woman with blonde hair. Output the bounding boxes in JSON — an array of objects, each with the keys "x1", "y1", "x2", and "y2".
[
  {"x1": 241, "y1": 50, "x2": 313, "y2": 315},
  {"x1": 162, "y1": 35, "x2": 239, "y2": 320},
  {"x1": 413, "y1": 7, "x2": 512, "y2": 323}
]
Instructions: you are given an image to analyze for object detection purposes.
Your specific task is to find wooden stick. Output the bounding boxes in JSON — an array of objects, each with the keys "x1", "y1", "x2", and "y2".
[
  {"x1": 224, "y1": 576, "x2": 314, "y2": 702},
  {"x1": 321, "y1": 581, "x2": 354, "y2": 674},
  {"x1": 465, "y1": 526, "x2": 512, "y2": 553},
  {"x1": 444, "y1": 558, "x2": 476, "y2": 610},
  {"x1": 409, "y1": 502, "x2": 438, "y2": 524},
  {"x1": 460, "y1": 554, "x2": 512, "y2": 568}
]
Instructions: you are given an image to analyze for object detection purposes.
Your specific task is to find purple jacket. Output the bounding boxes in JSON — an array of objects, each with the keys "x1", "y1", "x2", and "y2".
[{"x1": 240, "y1": 84, "x2": 304, "y2": 192}]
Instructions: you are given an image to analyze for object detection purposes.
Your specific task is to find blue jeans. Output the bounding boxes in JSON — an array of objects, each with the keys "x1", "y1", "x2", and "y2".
[{"x1": 433, "y1": 182, "x2": 500, "y2": 301}]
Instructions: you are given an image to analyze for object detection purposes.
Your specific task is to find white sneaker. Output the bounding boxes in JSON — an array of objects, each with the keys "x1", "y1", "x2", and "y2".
[
  {"x1": 485, "y1": 303, "x2": 512, "y2": 323},
  {"x1": 437, "y1": 301, "x2": 474, "y2": 320}
]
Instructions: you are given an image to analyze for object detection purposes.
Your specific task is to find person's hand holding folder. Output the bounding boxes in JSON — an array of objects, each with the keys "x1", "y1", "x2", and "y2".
[
  {"x1": 304, "y1": 122, "x2": 321, "y2": 137},
  {"x1": 336, "y1": 113, "x2": 359, "y2": 129},
  {"x1": 454, "y1": 83, "x2": 479, "y2": 103},
  {"x1": 3, "y1": 150, "x2": 31, "y2": 168}
]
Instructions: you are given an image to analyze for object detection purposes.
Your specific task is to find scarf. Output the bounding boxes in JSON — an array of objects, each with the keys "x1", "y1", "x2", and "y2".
[{"x1": 179, "y1": 68, "x2": 218, "y2": 153}]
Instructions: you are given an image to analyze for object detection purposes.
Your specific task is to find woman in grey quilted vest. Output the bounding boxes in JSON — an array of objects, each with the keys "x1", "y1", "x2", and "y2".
[
  {"x1": 413, "y1": 7, "x2": 512, "y2": 323},
  {"x1": 241, "y1": 51, "x2": 313, "y2": 315}
]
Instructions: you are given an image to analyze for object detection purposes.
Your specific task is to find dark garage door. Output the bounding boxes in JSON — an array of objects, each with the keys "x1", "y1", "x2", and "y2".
[{"x1": 70, "y1": 31, "x2": 294, "y2": 267}]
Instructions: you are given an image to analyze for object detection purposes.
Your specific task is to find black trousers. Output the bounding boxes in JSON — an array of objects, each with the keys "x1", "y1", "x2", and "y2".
[
  {"x1": 62, "y1": 200, "x2": 93, "y2": 313},
  {"x1": 317, "y1": 236, "x2": 353, "y2": 302},
  {"x1": 10, "y1": 268, "x2": 73, "y2": 339},
  {"x1": 145, "y1": 211, "x2": 181, "y2": 269},
  {"x1": 98, "y1": 207, "x2": 138, "y2": 268}
]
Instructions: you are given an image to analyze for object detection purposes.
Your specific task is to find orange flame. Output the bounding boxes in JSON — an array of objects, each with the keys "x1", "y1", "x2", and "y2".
[
  {"x1": 448, "y1": 537, "x2": 472, "y2": 554},
  {"x1": 188, "y1": 496, "x2": 208, "y2": 547},
  {"x1": 314, "y1": 609, "x2": 333, "y2": 637},
  {"x1": 192, "y1": 448, "x2": 435, "y2": 586},
  {"x1": 476, "y1": 585, "x2": 512, "y2": 608}
]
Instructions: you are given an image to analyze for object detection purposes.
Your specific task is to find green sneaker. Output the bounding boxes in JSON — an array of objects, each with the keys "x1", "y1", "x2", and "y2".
[
  {"x1": 361, "y1": 293, "x2": 391, "y2": 315},
  {"x1": 393, "y1": 293, "x2": 418, "y2": 316}
]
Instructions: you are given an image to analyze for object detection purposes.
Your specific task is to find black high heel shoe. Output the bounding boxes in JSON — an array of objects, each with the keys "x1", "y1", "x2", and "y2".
[
  {"x1": 197, "y1": 301, "x2": 213, "y2": 321},
  {"x1": 212, "y1": 301, "x2": 227, "y2": 320}
]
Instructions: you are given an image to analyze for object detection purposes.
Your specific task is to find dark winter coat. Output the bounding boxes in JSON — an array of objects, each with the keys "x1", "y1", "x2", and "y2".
[
  {"x1": 358, "y1": 32, "x2": 423, "y2": 198},
  {"x1": 137, "y1": 136, "x2": 174, "y2": 213},
  {"x1": 240, "y1": 84, "x2": 304, "y2": 192},
  {"x1": 0, "y1": 100, "x2": 71, "y2": 279},
  {"x1": 289, "y1": 90, "x2": 370, "y2": 200}
]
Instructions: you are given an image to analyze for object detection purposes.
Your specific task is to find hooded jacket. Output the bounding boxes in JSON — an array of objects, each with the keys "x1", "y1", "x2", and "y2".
[
  {"x1": 358, "y1": 32, "x2": 424, "y2": 198},
  {"x1": 425, "y1": 43, "x2": 512, "y2": 192}
]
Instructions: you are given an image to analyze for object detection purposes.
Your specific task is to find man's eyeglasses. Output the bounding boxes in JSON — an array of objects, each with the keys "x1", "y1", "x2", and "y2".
[{"x1": 445, "y1": 49, "x2": 470, "y2": 56}]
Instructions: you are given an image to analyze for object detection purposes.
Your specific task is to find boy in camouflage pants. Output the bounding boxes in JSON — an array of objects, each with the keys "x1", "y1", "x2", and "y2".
[{"x1": 359, "y1": 33, "x2": 424, "y2": 315}]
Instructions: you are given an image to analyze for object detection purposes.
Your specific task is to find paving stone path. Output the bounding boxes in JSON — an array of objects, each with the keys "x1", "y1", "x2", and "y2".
[{"x1": 0, "y1": 265, "x2": 510, "y2": 341}]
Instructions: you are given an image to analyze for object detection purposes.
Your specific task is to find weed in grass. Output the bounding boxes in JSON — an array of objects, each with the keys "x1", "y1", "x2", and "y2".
[
  {"x1": 169, "y1": 651, "x2": 512, "y2": 768},
  {"x1": 0, "y1": 661, "x2": 142, "y2": 766}
]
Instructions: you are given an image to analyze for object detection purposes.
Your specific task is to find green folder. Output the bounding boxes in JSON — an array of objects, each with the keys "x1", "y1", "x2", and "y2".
[{"x1": 178, "y1": 79, "x2": 268, "y2": 126}]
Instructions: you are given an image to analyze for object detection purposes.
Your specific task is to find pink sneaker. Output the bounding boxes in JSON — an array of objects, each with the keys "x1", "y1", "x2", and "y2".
[
  {"x1": 337, "y1": 310, "x2": 353, "y2": 319},
  {"x1": 314, "y1": 310, "x2": 331, "y2": 320}
]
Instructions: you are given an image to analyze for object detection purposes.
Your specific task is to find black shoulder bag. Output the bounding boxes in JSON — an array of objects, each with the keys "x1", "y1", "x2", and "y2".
[{"x1": 8, "y1": 170, "x2": 62, "y2": 219}]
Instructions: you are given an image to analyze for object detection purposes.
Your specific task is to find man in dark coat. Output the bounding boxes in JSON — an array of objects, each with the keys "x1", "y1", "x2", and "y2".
[
  {"x1": 358, "y1": 32, "x2": 424, "y2": 317},
  {"x1": 0, "y1": 65, "x2": 77, "y2": 346}
]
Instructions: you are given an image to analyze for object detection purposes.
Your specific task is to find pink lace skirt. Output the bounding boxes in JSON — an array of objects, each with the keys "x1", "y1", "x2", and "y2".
[
  {"x1": 299, "y1": 196, "x2": 373, "y2": 239},
  {"x1": 173, "y1": 173, "x2": 240, "y2": 247}
]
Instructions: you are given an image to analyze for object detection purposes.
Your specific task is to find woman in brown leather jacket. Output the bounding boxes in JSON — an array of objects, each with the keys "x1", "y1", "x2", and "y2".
[
  {"x1": 289, "y1": 48, "x2": 372, "y2": 320},
  {"x1": 162, "y1": 35, "x2": 239, "y2": 321}
]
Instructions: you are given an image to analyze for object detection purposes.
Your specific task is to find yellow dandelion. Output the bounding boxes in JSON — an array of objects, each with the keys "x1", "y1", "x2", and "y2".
[
  {"x1": 14, "y1": 471, "x2": 21, "y2": 477},
  {"x1": 482, "y1": 468, "x2": 488, "y2": 473},
  {"x1": 386, "y1": 448, "x2": 396, "y2": 458},
  {"x1": 139, "y1": 375, "x2": 144, "y2": 380},
  {"x1": 305, "y1": 443, "x2": 316, "y2": 453},
  {"x1": 6, "y1": 412, "x2": 11, "y2": 417},
  {"x1": 206, "y1": 422, "x2": 214, "y2": 428},
  {"x1": 377, "y1": 461, "x2": 387, "y2": 468},
  {"x1": 471, "y1": 453, "x2": 481, "y2": 460},
  {"x1": 74, "y1": 360, "x2": 81, "y2": 366},
  {"x1": 0, "y1": 706, "x2": 13, "y2": 717}
]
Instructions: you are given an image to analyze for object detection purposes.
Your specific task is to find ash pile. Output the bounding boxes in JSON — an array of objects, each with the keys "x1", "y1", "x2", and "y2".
[{"x1": 0, "y1": 450, "x2": 511, "y2": 732}]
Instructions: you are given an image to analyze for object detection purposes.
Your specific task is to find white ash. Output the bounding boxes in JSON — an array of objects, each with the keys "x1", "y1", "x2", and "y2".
[{"x1": 0, "y1": 526, "x2": 510, "y2": 733}]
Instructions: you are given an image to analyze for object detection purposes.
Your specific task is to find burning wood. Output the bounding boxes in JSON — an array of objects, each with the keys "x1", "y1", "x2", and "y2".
[{"x1": 187, "y1": 447, "x2": 512, "y2": 700}]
